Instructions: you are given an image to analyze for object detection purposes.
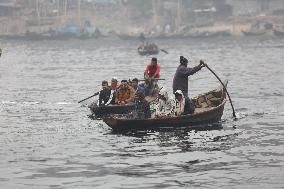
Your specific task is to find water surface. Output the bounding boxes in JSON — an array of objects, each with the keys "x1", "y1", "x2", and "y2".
[{"x1": 0, "y1": 37, "x2": 283, "y2": 188}]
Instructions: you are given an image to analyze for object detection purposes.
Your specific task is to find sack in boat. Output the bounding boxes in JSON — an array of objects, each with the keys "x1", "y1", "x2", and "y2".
[
  {"x1": 211, "y1": 90, "x2": 223, "y2": 98},
  {"x1": 197, "y1": 96, "x2": 206, "y2": 104},
  {"x1": 206, "y1": 93, "x2": 215, "y2": 100},
  {"x1": 208, "y1": 97, "x2": 222, "y2": 106},
  {"x1": 200, "y1": 102, "x2": 209, "y2": 108}
]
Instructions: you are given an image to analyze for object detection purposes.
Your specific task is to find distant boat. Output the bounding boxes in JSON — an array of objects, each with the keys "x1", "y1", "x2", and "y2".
[
  {"x1": 242, "y1": 30, "x2": 267, "y2": 36},
  {"x1": 273, "y1": 29, "x2": 284, "y2": 36},
  {"x1": 138, "y1": 43, "x2": 159, "y2": 56},
  {"x1": 188, "y1": 31, "x2": 231, "y2": 38},
  {"x1": 117, "y1": 34, "x2": 138, "y2": 40},
  {"x1": 56, "y1": 25, "x2": 81, "y2": 39}
]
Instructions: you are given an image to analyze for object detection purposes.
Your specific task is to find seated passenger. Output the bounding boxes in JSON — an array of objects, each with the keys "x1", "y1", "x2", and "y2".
[
  {"x1": 133, "y1": 88, "x2": 151, "y2": 119},
  {"x1": 105, "y1": 77, "x2": 119, "y2": 105},
  {"x1": 172, "y1": 90, "x2": 192, "y2": 116},
  {"x1": 115, "y1": 80, "x2": 135, "y2": 105},
  {"x1": 153, "y1": 88, "x2": 174, "y2": 117},
  {"x1": 142, "y1": 78, "x2": 159, "y2": 97},
  {"x1": 98, "y1": 80, "x2": 111, "y2": 106},
  {"x1": 131, "y1": 78, "x2": 145, "y2": 96}
]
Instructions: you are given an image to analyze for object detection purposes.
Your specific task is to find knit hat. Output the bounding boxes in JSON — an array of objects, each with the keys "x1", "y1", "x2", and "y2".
[{"x1": 180, "y1": 56, "x2": 188, "y2": 64}]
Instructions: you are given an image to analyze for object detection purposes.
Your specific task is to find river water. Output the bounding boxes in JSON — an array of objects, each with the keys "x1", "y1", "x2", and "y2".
[{"x1": 0, "y1": 37, "x2": 283, "y2": 188}]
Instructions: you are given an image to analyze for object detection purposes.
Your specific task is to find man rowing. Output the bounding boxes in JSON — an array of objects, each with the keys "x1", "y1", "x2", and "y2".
[
  {"x1": 143, "y1": 57, "x2": 161, "y2": 96},
  {"x1": 173, "y1": 56, "x2": 205, "y2": 97},
  {"x1": 144, "y1": 57, "x2": 160, "y2": 79},
  {"x1": 171, "y1": 56, "x2": 206, "y2": 114}
]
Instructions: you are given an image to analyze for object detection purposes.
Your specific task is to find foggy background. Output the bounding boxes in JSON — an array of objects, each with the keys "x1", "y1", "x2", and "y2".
[{"x1": 0, "y1": 0, "x2": 284, "y2": 39}]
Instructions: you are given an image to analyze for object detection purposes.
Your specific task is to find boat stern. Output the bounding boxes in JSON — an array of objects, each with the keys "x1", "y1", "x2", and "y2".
[{"x1": 103, "y1": 117, "x2": 118, "y2": 128}]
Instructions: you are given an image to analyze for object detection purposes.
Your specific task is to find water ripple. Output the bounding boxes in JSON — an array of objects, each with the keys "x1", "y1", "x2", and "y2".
[{"x1": 0, "y1": 38, "x2": 283, "y2": 188}]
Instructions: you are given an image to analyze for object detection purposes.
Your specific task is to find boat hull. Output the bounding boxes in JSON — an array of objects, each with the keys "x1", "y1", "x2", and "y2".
[
  {"x1": 138, "y1": 49, "x2": 159, "y2": 56},
  {"x1": 273, "y1": 30, "x2": 284, "y2": 36},
  {"x1": 103, "y1": 82, "x2": 228, "y2": 131},
  {"x1": 242, "y1": 30, "x2": 266, "y2": 36},
  {"x1": 103, "y1": 101, "x2": 225, "y2": 130},
  {"x1": 89, "y1": 103, "x2": 136, "y2": 119}
]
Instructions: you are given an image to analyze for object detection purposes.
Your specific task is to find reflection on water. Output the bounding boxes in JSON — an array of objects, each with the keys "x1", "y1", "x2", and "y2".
[{"x1": 0, "y1": 37, "x2": 283, "y2": 188}]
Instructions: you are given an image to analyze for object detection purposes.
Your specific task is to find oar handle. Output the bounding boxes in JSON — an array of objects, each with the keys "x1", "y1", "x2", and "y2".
[
  {"x1": 202, "y1": 62, "x2": 236, "y2": 118},
  {"x1": 78, "y1": 92, "x2": 99, "y2": 103},
  {"x1": 140, "y1": 78, "x2": 165, "y2": 81},
  {"x1": 160, "y1": 49, "x2": 168, "y2": 54}
]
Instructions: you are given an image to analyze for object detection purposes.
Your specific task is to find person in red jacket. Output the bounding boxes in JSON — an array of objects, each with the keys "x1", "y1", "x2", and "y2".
[{"x1": 144, "y1": 57, "x2": 160, "y2": 79}]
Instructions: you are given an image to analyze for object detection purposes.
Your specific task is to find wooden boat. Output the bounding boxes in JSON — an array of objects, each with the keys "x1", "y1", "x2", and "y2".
[
  {"x1": 89, "y1": 95, "x2": 157, "y2": 119},
  {"x1": 103, "y1": 81, "x2": 228, "y2": 131},
  {"x1": 117, "y1": 34, "x2": 138, "y2": 40},
  {"x1": 273, "y1": 29, "x2": 284, "y2": 36},
  {"x1": 137, "y1": 44, "x2": 159, "y2": 56},
  {"x1": 89, "y1": 103, "x2": 136, "y2": 119},
  {"x1": 242, "y1": 30, "x2": 267, "y2": 36},
  {"x1": 188, "y1": 31, "x2": 231, "y2": 38}
]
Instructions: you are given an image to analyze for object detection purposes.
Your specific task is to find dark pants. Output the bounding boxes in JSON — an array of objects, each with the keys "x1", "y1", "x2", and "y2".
[{"x1": 184, "y1": 96, "x2": 195, "y2": 114}]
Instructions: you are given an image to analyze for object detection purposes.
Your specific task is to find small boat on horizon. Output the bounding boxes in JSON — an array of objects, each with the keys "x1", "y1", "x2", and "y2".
[
  {"x1": 137, "y1": 43, "x2": 159, "y2": 56},
  {"x1": 241, "y1": 30, "x2": 267, "y2": 36},
  {"x1": 273, "y1": 29, "x2": 284, "y2": 36}
]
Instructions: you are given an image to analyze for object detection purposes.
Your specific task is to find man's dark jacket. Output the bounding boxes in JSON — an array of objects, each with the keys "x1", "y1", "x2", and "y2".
[{"x1": 172, "y1": 64, "x2": 201, "y2": 97}]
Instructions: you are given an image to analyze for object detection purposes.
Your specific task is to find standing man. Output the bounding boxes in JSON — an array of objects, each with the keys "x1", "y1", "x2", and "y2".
[
  {"x1": 144, "y1": 57, "x2": 160, "y2": 79},
  {"x1": 173, "y1": 56, "x2": 205, "y2": 97}
]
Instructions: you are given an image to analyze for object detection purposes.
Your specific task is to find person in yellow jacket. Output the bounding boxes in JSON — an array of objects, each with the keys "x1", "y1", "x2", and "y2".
[{"x1": 115, "y1": 80, "x2": 135, "y2": 105}]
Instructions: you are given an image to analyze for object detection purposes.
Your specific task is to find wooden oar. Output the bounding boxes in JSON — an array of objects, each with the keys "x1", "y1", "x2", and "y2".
[
  {"x1": 202, "y1": 62, "x2": 236, "y2": 118},
  {"x1": 140, "y1": 78, "x2": 165, "y2": 82},
  {"x1": 160, "y1": 49, "x2": 168, "y2": 54},
  {"x1": 78, "y1": 92, "x2": 99, "y2": 103}
]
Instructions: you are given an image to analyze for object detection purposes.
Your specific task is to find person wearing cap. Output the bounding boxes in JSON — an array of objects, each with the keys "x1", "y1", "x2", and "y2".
[
  {"x1": 133, "y1": 86, "x2": 151, "y2": 119},
  {"x1": 115, "y1": 80, "x2": 135, "y2": 105},
  {"x1": 172, "y1": 56, "x2": 205, "y2": 97},
  {"x1": 144, "y1": 57, "x2": 160, "y2": 79},
  {"x1": 173, "y1": 90, "x2": 192, "y2": 116}
]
